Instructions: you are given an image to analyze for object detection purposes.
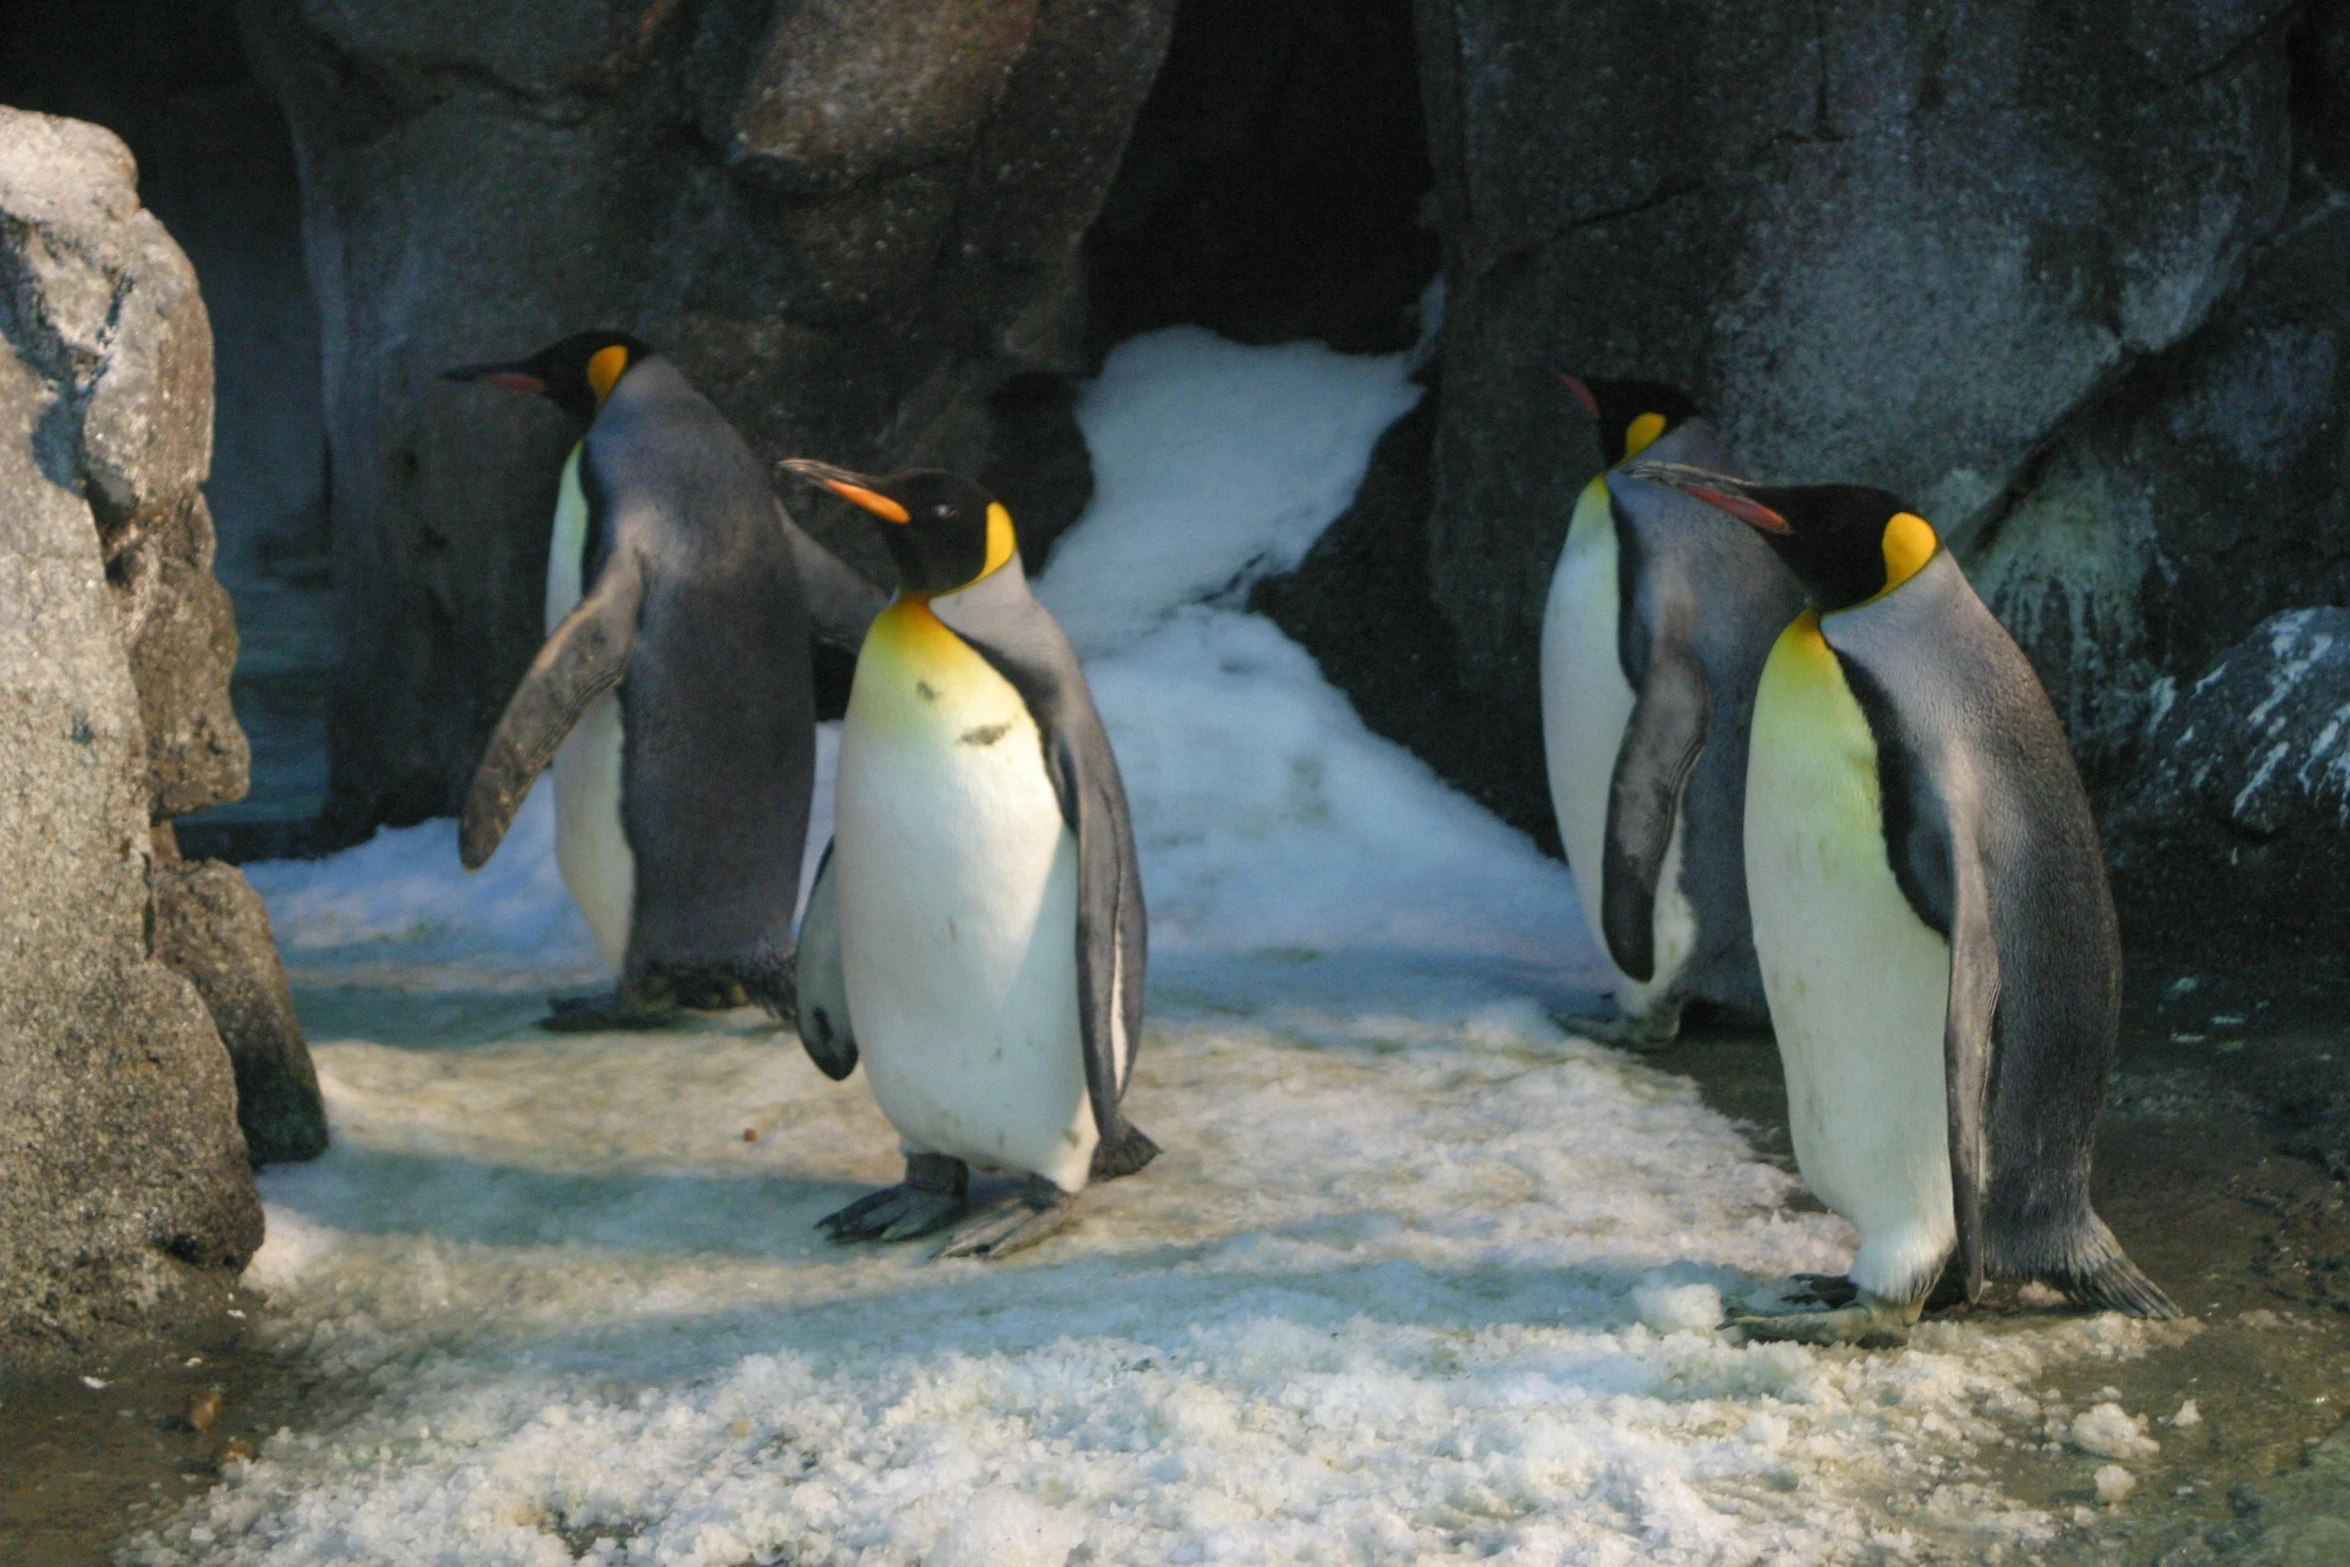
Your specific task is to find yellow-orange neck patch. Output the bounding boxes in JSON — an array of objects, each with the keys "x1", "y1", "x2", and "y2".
[
  {"x1": 981, "y1": 502, "x2": 1017, "y2": 581},
  {"x1": 1878, "y1": 511, "x2": 1938, "y2": 596},
  {"x1": 1622, "y1": 411, "x2": 1668, "y2": 462},
  {"x1": 587, "y1": 344, "x2": 630, "y2": 406}
]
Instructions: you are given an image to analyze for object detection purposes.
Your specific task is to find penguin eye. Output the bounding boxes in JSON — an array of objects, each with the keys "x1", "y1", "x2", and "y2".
[{"x1": 934, "y1": 502, "x2": 955, "y2": 521}]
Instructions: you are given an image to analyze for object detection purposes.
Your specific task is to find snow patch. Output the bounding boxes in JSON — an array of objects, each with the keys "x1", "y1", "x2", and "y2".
[{"x1": 2069, "y1": 1401, "x2": 2159, "y2": 1460}]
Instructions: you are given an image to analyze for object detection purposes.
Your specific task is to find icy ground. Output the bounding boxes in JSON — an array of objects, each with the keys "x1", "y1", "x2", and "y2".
[{"x1": 136, "y1": 329, "x2": 2187, "y2": 1566}]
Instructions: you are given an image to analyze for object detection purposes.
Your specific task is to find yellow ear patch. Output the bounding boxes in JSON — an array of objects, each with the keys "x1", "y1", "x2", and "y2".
[
  {"x1": 1880, "y1": 511, "x2": 1938, "y2": 593},
  {"x1": 1622, "y1": 412, "x2": 1668, "y2": 462},
  {"x1": 981, "y1": 502, "x2": 1018, "y2": 580},
  {"x1": 587, "y1": 344, "x2": 630, "y2": 404}
]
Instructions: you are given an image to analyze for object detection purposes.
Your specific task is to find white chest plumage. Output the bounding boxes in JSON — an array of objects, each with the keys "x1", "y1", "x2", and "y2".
[
  {"x1": 1539, "y1": 475, "x2": 1693, "y2": 1009},
  {"x1": 544, "y1": 443, "x2": 635, "y2": 973},
  {"x1": 836, "y1": 595, "x2": 1094, "y2": 1192},
  {"x1": 1744, "y1": 608, "x2": 1955, "y2": 1301}
]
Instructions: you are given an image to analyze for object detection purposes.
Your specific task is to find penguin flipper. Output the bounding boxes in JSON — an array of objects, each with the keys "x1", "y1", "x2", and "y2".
[
  {"x1": 950, "y1": 613, "x2": 1152, "y2": 1171},
  {"x1": 1940, "y1": 837, "x2": 1999, "y2": 1306},
  {"x1": 792, "y1": 840, "x2": 858, "y2": 1081},
  {"x1": 1600, "y1": 644, "x2": 1711, "y2": 983},
  {"x1": 776, "y1": 501, "x2": 887, "y2": 651},
  {"x1": 460, "y1": 557, "x2": 644, "y2": 870},
  {"x1": 1046, "y1": 724, "x2": 1155, "y2": 1172}
]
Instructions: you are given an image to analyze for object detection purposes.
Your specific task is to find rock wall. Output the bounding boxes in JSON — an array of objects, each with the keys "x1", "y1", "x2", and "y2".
[
  {"x1": 0, "y1": 107, "x2": 321, "y2": 1371},
  {"x1": 238, "y1": 0, "x2": 1175, "y2": 833},
  {"x1": 1407, "y1": 0, "x2": 2297, "y2": 772},
  {"x1": 1235, "y1": 0, "x2": 2350, "y2": 949}
]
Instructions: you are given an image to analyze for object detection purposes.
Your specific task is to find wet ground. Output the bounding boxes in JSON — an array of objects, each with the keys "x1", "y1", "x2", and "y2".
[{"x1": 5, "y1": 951, "x2": 2347, "y2": 1566}]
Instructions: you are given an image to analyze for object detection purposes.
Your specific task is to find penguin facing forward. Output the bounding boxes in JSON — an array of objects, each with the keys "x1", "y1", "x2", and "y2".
[
  {"x1": 1626, "y1": 460, "x2": 2178, "y2": 1345},
  {"x1": 446, "y1": 333, "x2": 883, "y2": 1029},
  {"x1": 1540, "y1": 377, "x2": 1801, "y2": 1046},
  {"x1": 779, "y1": 458, "x2": 1157, "y2": 1259}
]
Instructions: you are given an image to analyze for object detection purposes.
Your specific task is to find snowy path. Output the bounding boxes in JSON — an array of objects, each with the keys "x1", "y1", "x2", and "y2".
[{"x1": 132, "y1": 328, "x2": 2186, "y2": 1565}]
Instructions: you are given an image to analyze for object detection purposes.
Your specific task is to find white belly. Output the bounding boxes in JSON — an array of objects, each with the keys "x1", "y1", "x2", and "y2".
[
  {"x1": 1539, "y1": 475, "x2": 1693, "y2": 1012},
  {"x1": 836, "y1": 598, "x2": 1094, "y2": 1192},
  {"x1": 544, "y1": 444, "x2": 635, "y2": 975},
  {"x1": 1745, "y1": 612, "x2": 1953, "y2": 1302}
]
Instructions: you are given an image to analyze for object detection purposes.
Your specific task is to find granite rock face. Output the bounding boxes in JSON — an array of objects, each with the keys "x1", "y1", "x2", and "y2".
[
  {"x1": 1973, "y1": 202, "x2": 2350, "y2": 791},
  {"x1": 2107, "y1": 609, "x2": 2350, "y2": 952},
  {"x1": 0, "y1": 108, "x2": 266, "y2": 1370},
  {"x1": 239, "y1": 0, "x2": 1175, "y2": 832},
  {"x1": 1401, "y1": 0, "x2": 2297, "y2": 815},
  {"x1": 151, "y1": 858, "x2": 328, "y2": 1166}
]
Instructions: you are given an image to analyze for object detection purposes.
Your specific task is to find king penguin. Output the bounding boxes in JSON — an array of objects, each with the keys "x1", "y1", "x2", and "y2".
[
  {"x1": 445, "y1": 332, "x2": 883, "y2": 1028},
  {"x1": 1539, "y1": 377, "x2": 1801, "y2": 1046},
  {"x1": 779, "y1": 458, "x2": 1159, "y2": 1259},
  {"x1": 1627, "y1": 459, "x2": 2179, "y2": 1345}
]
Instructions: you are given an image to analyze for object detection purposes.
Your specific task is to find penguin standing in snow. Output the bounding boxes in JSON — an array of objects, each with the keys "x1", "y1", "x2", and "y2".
[
  {"x1": 780, "y1": 459, "x2": 1157, "y2": 1259},
  {"x1": 447, "y1": 332, "x2": 882, "y2": 1028},
  {"x1": 1627, "y1": 461, "x2": 2178, "y2": 1344},
  {"x1": 1539, "y1": 377, "x2": 1801, "y2": 1045}
]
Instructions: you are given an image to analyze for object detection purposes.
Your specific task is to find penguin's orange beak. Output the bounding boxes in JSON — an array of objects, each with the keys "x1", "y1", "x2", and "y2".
[
  {"x1": 1621, "y1": 461, "x2": 1791, "y2": 533},
  {"x1": 779, "y1": 459, "x2": 911, "y2": 524},
  {"x1": 441, "y1": 362, "x2": 547, "y2": 396},
  {"x1": 1554, "y1": 370, "x2": 1601, "y2": 419},
  {"x1": 1688, "y1": 487, "x2": 1789, "y2": 533}
]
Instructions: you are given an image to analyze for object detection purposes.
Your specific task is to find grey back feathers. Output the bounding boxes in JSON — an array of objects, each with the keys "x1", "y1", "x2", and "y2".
[
  {"x1": 464, "y1": 355, "x2": 876, "y2": 1011},
  {"x1": 1820, "y1": 551, "x2": 2175, "y2": 1316},
  {"x1": 1601, "y1": 419, "x2": 1804, "y2": 1011}
]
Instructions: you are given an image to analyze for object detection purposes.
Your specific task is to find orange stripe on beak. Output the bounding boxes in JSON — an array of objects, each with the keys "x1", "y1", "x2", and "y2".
[
  {"x1": 824, "y1": 480, "x2": 911, "y2": 524},
  {"x1": 1690, "y1": 485, "x2": 1789, "y2": 533}
]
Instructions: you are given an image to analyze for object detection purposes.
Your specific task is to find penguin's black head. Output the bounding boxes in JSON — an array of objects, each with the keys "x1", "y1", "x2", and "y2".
[
  {"x1": 779, "y1": 460, "x2": 1016, "y2": 596},
  {"x1": 1625, "y1": 463, "x2": 1940, "y2": 612},
  {"x1": 442, "y1": 330, "x2": 654, "y2": 426},
  {"x1": 1558, "y1": 374, "x2": 1704, "y2": 464}
]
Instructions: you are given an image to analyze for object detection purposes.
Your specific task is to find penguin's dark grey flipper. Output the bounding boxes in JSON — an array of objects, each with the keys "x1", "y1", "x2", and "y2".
[
  {"x1": 777, "y1": 503, "x2": 886, "y2": 651},
  {"x1": 931, "y1": 1176, "x2": 1074, "y2": 1260},
  {"x1": 460, "y1": 558, "x2": 644, "y2": 870},
  {"x1": 1940, "y1": 845, "x2": 2001, "y2": 1306},
  {"x1": 1601, "y1": 644, "x2": 1711, "y2": 985},
  {"x1": 820, "y1": 1153, "x2": 968, "y2": 1242},
  {"x1": 792, "y1": 841, "x2": 858, "y2": 1081}
]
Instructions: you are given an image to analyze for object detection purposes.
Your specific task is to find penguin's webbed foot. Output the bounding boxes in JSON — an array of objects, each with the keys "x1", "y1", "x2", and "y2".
[
  {"x1": 930, "y1": 1176, "x2": 1073, "y2": 1261},
  {"x1": 1727, "y1": 1277, "x2": 1920, "y2": 1349},
  {"x1": 538, "y1": 989, "x2": 680, "y2": 1033},
  {"x1": 819, "y1": 1154, "x2": 969, "y2": 1243},
  {"x1": 1548, "y1": 1000, "x2": 1683, "y2": 1052}
]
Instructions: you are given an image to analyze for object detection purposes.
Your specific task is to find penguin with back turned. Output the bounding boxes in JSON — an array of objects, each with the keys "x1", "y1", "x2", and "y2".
[
  {"x1": 1627, "y1": 459, "x2": 2177, "y2": 1345},
  {"x1": 1540, "y1": 377, "x2": 1801, "y2": 1045},
  {"x1": 446, "y1": 332, "x2": 883, "y2": 1028},
  {"x1": 780, "y1": 457, "x2": 1157, "y2": 1260}
]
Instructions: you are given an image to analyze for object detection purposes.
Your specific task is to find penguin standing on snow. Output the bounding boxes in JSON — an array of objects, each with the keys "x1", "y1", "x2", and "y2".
[
  {"x1": 780, "y1": 459, "x2": 1158, "y2": 1259},
  {"x1": 1539, "y1": 377, "x2": 1801, "y2": 1045},
  {"x1": 446, "y1": 332, "x2": 882, "y2": 1028},
  {"x1": 1627, "y1": 460, "x2": 2178, "y2": 1345}
]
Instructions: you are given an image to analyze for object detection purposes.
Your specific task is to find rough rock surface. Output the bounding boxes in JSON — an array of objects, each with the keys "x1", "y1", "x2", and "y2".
[
  {"x1": 0, "y1": 108, "x2": 264, "y2": 1371},
  {"x1": 151, "y1": 858, "x2": 329, "y2": 1166},
  {"x1": 2107, "y1": 609, "x2": 2350, "y2": 955},
  {"x1": 1251, "y1": 378, "x2": 1558, "y2": 849},
  {"x1": 1974, "y1": 200, "x2": 2350, "y2": 792},
  {"x1": 1401, "y1": 0, "x2": 2298, "y2": 815},
  {"x1": 238, "y1": 0, "x2": 1175, "y2": 833}
]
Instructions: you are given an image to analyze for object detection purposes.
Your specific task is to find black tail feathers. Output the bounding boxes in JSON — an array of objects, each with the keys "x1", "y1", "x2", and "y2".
[
  {"x1": 2047, "y1": 1219, "x2": 2180, "y2": 1320},
  {"x1": 1090, "y1": 1122, "x2": 1161, "y2": 1181}
]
